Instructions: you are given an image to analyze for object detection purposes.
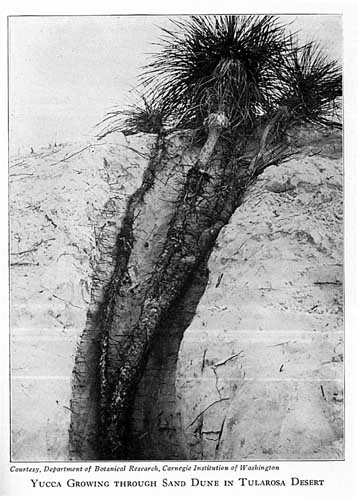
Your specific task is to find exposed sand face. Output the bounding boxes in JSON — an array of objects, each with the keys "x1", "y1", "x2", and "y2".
[
  {"x1": 70, "y1": 131, "x2": 198, "y2": 459},
  {"x1": 10, "y1": 132, "x2": 154, "y2": 460},
  {"x1": 176, "y1": 127, "x2": 343, "y2": 459},
  {"x1": 10, "y1": 125, "x2": 343, "y2": 461}
]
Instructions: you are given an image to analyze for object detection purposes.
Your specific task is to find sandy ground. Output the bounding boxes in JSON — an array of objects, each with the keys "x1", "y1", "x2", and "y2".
[
  {"x1": 10, "y1": 126, "x2": 343, "y2": 460},
  {"x1": 177, "y1": 128, "x2": 343, "y2": 459}
]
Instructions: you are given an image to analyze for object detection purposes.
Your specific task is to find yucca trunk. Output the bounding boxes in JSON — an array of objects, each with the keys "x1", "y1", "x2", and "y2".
[
  {"x1": 98, "y1": 113, "x2": 235, "y2": 458},
  {"x1": 197, "y1": 112, "x2": 230, "y2": 168},
  {"x1": 98, "y1": 109, "x2": 286, "y2": 458}
]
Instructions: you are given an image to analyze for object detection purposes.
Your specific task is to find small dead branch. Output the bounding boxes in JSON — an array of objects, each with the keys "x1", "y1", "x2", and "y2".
[
  {"x1": 52, "y1": 293, "x2": 86, "y2": 311},
  {"x1": 186, "y1": 398, "x2": 230, "y2": 429},
  {"x1": 211, "y1": 366, "x2": 222, "y2": 399},
  {"x1": 201, "y1": 349, "x2": 207, "y2": 372},
  {"x1": 314, "y1": 280, "x2": 342, "y2": 286},
  {"x1": 10, "y1": 262, "x2": 39, "y2": 267},
  {"x1": 123, "y1": 145, "x2": 152, "y2": 160},
  {"x1": 45, "y1": 214, "x2": 58, "y2": 228},
  {"x1": 215, "y1": 273, "x2": 223, "y2": 288},
  {"x1": 214, "y1": 351, "x2": 243, "y2": 368},
  {"x1": 320, "y1": 384, "x2": 326, "y2": 400},
  {"x1": 10, "y1": 172, "x2": 34, "y2": 177},
  {"x1": 215, "y1": 417, "x2": 226, "y2": 454},
  {"x1": 50, "y1": 144, "x2": 100, "y2": 166},
  {"x1": 11, "y1": 238, "x2": 55, "y2": 256}
]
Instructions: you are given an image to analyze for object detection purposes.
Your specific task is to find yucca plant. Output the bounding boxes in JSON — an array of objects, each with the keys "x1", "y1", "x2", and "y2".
[
  {"x1": 96, "y1": 15, "x2": 342, "y2": 460},
  {"x1": 141, "y1": 16, "x2": 294, "y2": 167},
  {"x1": 144, "y1": 16, "x2": 291, "y2": 127},
  {"x1": 97, "y1": 97, "x2": 168, "y2": 139},
  {"x1": 277, "y1": 40, "x2": 342, "y2": 127}
]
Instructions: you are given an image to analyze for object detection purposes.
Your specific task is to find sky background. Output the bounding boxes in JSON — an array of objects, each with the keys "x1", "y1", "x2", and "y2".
[{"x1": 9, "y1": 15, "x2": 342, "y2": 154}]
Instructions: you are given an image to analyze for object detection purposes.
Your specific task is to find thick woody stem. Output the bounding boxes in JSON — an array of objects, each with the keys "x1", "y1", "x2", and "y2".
[{"x1": 197, "y1": 112, "x2": 230, "y2": 170}]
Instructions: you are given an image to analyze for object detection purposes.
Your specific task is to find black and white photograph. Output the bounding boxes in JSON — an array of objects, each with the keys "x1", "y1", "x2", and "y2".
[{"x1": 7, "y1": 12, "x2": 344, "y2": 468}]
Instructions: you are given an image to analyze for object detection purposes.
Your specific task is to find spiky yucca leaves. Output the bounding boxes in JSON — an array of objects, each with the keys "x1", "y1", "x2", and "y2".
[
  {"x1": 277, "y1": 41, "x2": 342, "y2": 127},
  {"x1": 143, "y1": 15, "x2": 292, "y2": 131},
  {"x1": 97, "y1": 97, "x2": 167, "y2": 139}
]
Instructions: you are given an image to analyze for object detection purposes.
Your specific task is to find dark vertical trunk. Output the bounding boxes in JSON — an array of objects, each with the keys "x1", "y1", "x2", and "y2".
[
  {"x1": 98, "y1": 120, "x2": 240, "y2": 458},
  {"x1": 97, "y1": 111, "x2": 287, "y2": 458}
]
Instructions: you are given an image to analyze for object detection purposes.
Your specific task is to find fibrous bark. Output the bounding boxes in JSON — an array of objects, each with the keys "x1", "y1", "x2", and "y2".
[{"x1": 97, "y1": 114, "x2": 288, "y2": 459}]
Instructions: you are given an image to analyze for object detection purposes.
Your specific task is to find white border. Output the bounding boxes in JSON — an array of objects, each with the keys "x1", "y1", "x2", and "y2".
[{"x1": 1, "y1": 1, "x2": 357, "y2": 497}]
